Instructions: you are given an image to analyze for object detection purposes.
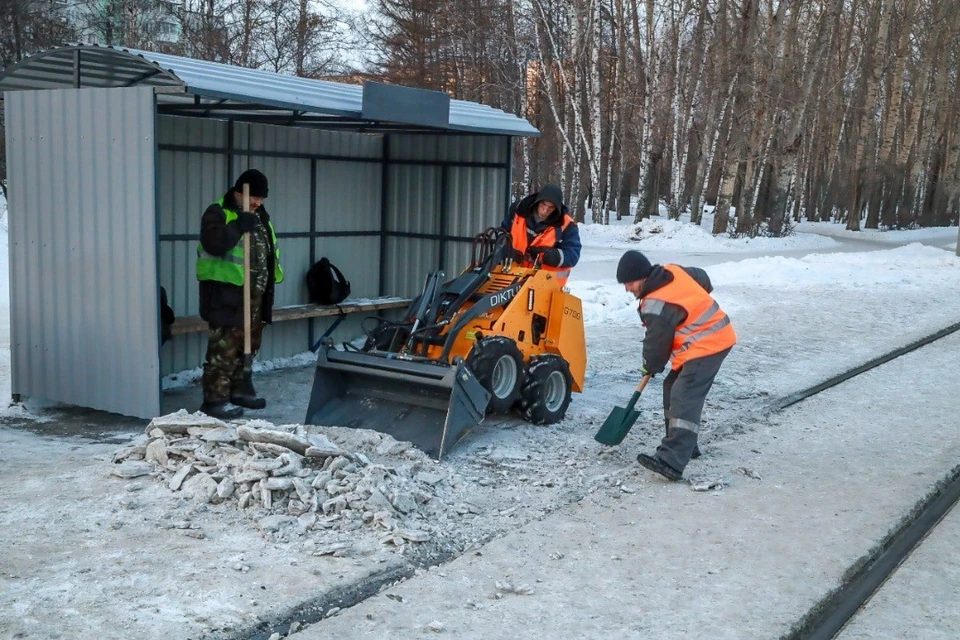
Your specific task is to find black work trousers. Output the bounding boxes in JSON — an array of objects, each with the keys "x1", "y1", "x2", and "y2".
[{"x1": 656, "y1": 347, "x2": 731, "y2": 472}]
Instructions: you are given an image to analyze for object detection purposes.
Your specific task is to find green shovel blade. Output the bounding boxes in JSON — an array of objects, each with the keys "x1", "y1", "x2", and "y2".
[{"x1": 594, "y1": 391, "x2": 642, "y2": 446}]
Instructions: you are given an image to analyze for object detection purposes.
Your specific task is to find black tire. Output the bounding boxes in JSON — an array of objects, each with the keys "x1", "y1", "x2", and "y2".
[
  {"x1": 519, "y1": 355, "x2": 573, "y2": 425},
  {"x1": 466, "y1": 336, "x2": 525, "y2": 414}
]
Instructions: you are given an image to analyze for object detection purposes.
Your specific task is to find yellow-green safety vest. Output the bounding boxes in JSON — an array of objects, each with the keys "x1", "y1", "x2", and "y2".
[{"x1": 196, "y1": 198, "x2": 284, "y2": 285}]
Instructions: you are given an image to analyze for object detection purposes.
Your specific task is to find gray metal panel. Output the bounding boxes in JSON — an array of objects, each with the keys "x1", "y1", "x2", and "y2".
[
  {"x1": 362, "y1": 81, "x2": 450, "y2": 129},
  {"x1": 443, "y1": 166, "x2": 507, "y2": 275},
  {"x1": 158, "y1": 115, "x2": 227, "y2": 148},
  {"x1": 389, "y1": 134, "x2": 510, "y2": 163},
  {"x1": 5, "y1": 87, "x2": 159, "y2": 417},
  {"x1": 389, "y1": 134, "x2": 437, "y2": 162},
  {"x1": 445, "y1": 166, "x2": 508, "y2": 237},
  {"x1": 384, "y1": 238, "x2": 440, "y2": 298},
  {"x1": 157, "y1": 149, "x2": 228, "y2": 236},
  {"x1": 383, "y1": 161, "x2": 441, "y2": 311},
  {"x1": 234, "y1": 122, "x2": 382, "y2": 159},
  {"x1": 0, "y1": 45, "x2": 539, "y2": 137},
  {"x1": 437, "y1": 135, "x2": 508, "y2": 164},
  {"x1": 387, "y1": 165, "x2": 441, "y2": 234},
  {"x1": 315, "y1": 160, "x2": 382, "y2": 232}
]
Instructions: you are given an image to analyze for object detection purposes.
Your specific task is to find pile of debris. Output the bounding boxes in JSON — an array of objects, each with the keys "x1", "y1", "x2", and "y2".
[{"x1": 111, "y1": 411, "x2": 459, "y2": 550}]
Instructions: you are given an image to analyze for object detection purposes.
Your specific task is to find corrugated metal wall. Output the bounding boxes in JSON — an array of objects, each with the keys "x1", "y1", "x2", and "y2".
[
  {"x1": 386, "y1": 134, "x2": 509, "y2": 296},
  {"x1": 5, "y1": 87, "x2": 159, "y2": 418},
  {"x1": 157, "y1": 117, "x2": 510, "y2": 375}
]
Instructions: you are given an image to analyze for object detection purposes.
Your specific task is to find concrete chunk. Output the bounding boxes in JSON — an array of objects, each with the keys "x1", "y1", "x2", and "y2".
[
  {"x1": 168, "y1": 464, "x2": 194, "y2": 491},
  {"x1": 111, "y1": 461, "x2": 154, "y2": 479},
  {"x1": 238, "y1": 426, "x2": 311, "y2": 455},
  {"x1": 181, "y1": 472, "x2": 218, "y2": 503}
]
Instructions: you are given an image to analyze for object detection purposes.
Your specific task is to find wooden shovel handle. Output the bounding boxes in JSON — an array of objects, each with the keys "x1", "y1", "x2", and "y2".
[
  {"x1": 242, "y1": 183, "x2": 252, "y2": 356},
  {"x1": 636, "y1": 374, "x2": 652, "y2": 394},
  {"x1": 623, "y1": 374, "x2": 652, "y2": 413}
]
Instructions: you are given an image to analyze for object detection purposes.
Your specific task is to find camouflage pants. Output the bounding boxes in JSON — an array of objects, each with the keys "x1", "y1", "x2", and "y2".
[{"x1": 202, "y1": 312, "x2": 266, "y2": 403}]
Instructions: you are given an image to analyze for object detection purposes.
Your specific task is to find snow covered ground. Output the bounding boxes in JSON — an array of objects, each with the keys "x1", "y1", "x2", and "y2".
[{"x1": 1, "y1": 197, "x2": 959, "y2": 639}]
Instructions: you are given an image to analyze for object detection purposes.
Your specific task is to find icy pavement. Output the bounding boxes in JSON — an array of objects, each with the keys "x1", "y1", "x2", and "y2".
[
  {"x1": 289, "y1": 331, "x2": 960, "y2": 640},
  {"x1": 837, "y1": 503, "x2": 960, "y2": 640},
  {"x1": 2, "y1": 314, "x2": 956, "y2": 639}
]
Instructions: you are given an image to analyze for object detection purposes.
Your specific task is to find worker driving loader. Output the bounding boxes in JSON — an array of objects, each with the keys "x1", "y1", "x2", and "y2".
[{"x1": 305, "y1": 227, "x2": 587, "y2": 459}]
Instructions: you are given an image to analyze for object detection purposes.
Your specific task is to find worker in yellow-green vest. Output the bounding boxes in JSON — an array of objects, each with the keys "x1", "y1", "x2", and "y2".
[{"x1": 196, "y1": 169, "x2": 284, "y2": 420}]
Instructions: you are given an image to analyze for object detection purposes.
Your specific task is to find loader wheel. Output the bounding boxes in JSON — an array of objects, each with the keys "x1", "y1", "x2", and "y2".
[
  {"x1": 519, "y1": 355, "x2": 572, "y2": 425},
  {"x1": 466, "y1": 336, "x2": 524, "y2": 414}
]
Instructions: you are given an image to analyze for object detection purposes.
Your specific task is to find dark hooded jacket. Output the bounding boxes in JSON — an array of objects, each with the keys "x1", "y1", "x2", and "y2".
[
  {"x1": 198, "y1": 189, "x2": 278, "y2": 327},
  {"x1": 500, "y1": 184, "x2": 582, "y2": 267},
  {"x1": 637, "y1": 264, "x2": 713, "y2": 374}
]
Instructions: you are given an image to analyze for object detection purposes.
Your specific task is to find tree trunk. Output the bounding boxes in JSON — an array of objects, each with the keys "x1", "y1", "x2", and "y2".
[
  {"x1": 844, "y1": 0, "x2": 893, "y2": 231},
  {"x1": 634, "y1": 0, "x2": 657, "y2": 222},
  {"x1": 714, "y1": 0, "x2": 756, "y2": 235},
  {"x1": 691, "y1": 72, "x2": 736, "y2": 226}
]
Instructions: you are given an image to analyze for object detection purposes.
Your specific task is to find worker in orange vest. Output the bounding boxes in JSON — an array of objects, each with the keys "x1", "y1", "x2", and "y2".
[
  {"x1": 501, "y1": 184, "x2": 582, "y2": 286},
  {"x1": 617, "y1": 250, "x2": 737, "y2": 481}
]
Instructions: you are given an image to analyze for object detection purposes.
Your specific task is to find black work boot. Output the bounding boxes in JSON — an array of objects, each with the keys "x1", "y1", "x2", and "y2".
[
  {"x1": 230, "y1": 373, "x2": 266, "y2": 410},
  {"x1": 199, "y1": 401, "x2": 244, "y2": 420},
  {"x1": 637, "y1": 453, "x2": 683, "y2": 481}
]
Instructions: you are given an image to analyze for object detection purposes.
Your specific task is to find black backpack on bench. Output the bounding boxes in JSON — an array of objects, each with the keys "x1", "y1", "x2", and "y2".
[{"x1": 306, "y1": 257, "x2": 351, "y2": 305}]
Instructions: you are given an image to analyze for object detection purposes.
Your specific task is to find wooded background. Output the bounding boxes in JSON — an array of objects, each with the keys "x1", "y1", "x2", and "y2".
[{"x1": 2, "y1": 0, "x2": 958, "y2": 233}]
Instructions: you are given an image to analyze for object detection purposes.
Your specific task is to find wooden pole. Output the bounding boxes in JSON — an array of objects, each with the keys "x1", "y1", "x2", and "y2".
[{"x1": 242, "y1": 183, "x2": 253, "y2": 372}]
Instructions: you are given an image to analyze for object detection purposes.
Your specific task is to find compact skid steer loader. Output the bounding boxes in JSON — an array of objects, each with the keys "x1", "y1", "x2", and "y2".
[{"x1": 305, "y1": 227, "x2": 586, "y2": 459}]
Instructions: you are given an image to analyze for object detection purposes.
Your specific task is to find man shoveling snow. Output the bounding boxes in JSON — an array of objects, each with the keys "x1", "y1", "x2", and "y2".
[{"x1": 616, "y1": 250, "x2": 737, "y2": 481}]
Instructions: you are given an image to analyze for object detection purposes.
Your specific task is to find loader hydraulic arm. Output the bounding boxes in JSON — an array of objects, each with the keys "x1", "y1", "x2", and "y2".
[{"x1": 439, "y1": 280, "x2": 526, "y2": 361}]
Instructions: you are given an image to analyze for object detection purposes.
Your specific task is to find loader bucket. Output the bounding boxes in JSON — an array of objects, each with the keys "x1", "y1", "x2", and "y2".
[{"x1": 305, "y1": 347, "x2": 491, "y2": 460}]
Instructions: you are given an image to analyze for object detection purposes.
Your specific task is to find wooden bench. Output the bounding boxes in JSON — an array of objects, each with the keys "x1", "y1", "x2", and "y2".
[{"x1": 170, "y1": 297, "x2": 413, "y2": 336}]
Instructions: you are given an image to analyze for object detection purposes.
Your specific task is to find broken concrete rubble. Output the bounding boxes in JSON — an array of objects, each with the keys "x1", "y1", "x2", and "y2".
[{"x1": 111, "y1": 410, "x2": 463, "y2": 551}]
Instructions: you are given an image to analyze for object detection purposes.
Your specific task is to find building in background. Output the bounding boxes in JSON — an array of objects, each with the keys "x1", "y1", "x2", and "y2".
[{"x1": 56, "y1": 0, "x2": 182, "y2": 46}]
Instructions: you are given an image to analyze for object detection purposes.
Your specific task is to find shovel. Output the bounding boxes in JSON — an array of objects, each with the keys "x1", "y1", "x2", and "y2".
[{"x1": 594, "y1": 375, "x2": 652, "y2": 446}]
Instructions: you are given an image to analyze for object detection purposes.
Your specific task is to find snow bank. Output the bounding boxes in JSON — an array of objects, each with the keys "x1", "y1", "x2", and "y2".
[
  {"x1": 569, "y1": 241, "x2": 960, "y2": 328},
  {"x1": 709, "y1": 242, "x2": 960, "y2": 288},
  {"x1": 797, "y1": 219, "x2": 960, "y2": 245},
  {"x1": 578, "y1": 216, "x2": 840, "y2": 252}
]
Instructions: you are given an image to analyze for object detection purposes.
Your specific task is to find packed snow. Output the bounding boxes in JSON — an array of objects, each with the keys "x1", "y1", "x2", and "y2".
[{"x1": 577, "y1": 214, "x2": 841, "y2": 254}]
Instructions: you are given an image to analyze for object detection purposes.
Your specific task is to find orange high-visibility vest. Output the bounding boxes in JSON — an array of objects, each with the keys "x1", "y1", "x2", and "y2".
[
  {"x1": 641, "y1": 264, "x2": 737, "y2": 370},
  {"x1": 511, "y1": 213, "x2": 576, "y2": 286}
]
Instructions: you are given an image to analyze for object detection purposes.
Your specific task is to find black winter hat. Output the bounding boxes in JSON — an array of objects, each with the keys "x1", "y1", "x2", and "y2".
[
  {"x1": 616, "y1": 250, "x2": 653, "y2": 283},
  {"x1": 534, "y1": 183, "x2": 565, "y2": 212},
  {"x1": 234, "y1": 169, "x2": 269, "y2": 198}
]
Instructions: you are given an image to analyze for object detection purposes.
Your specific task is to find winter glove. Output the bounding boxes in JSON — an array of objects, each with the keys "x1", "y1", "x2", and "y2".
[
  {"x1": 512, "y1": 248, "x2": 527, "y2": 262},
  {"x1": 640, "y1": 364, "x2": 655, "y2": 379},
  {"x1": 540, "y1": 248, "x2": 563, "y2": 267},
  {"x1": 234, "y1": 211, "x2": 259, "y2": 233}
]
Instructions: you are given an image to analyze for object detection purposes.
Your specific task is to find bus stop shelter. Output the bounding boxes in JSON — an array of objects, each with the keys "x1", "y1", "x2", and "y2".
[{"x1": 0, "y1": 44, "x2": 538, "y2": 419}]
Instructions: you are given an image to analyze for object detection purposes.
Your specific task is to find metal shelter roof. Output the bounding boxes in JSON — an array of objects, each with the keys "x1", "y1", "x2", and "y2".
[{"x1": 0, "y1": 44, "x2": 539, "y2": 137}]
